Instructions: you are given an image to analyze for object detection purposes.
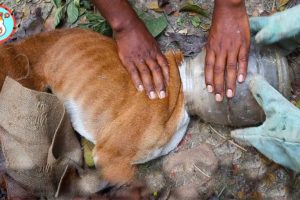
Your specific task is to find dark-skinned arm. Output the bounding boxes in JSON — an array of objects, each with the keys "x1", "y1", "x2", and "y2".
[
  {"x1": 205, "y1": 0, "x2": 250, "y2": 102},
  {"x1": 93, "y1": 0, "x2": 169, "y2": 100}
]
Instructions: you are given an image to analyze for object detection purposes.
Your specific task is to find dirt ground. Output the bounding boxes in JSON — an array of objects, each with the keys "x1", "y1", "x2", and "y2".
[{"x1": 1, "y1": 0, "x2": 300, "y2": 199}]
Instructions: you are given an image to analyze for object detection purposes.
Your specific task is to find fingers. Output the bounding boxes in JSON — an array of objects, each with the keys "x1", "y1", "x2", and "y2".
[
  {"x1": 225, "y1": 51, "x2": 238, "y2": 98},
  {"x1": 237, "y1": 45, "x2": 249, "y2": 83},
  {"x1": 156, "y1": 53, "x2": 169, "y2": 85},
  {"x1": 206, "y1": 45, "x2": 248, "y2": 101},
  {"x1": 134, "y1": 55, "x2": 168, "y2": 100},
  {"x1": 135, "y1": 60, "x2": 157, "y2": 100},
  {"x1": 145, "y1": 58, "x2": 166, "y2": 99},
  {"x1": 213, "y1": 52, "x2": 226, "y2": 102},
  {"x1": 249, "y1": 17, "x2": 269, "y2": 34},
  {"x1": 204, "y1": 49, "x2": 215, "y2": 93},
  {"x1": 120, "y1": 52, "x2": 169, "y2": 100},
  {"x1": 125, "y1": 61, "x2": 144, "y2": 92}
]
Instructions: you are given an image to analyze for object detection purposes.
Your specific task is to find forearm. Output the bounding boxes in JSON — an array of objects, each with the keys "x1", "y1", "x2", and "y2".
[
  {"x1": 213, "y1": 0, "x2": 247, "y2": 20},
  {"x1": 215, "y1": 0, "x2": 244, "y2": 7},
  {"x1": 93, "y1": 0, "x2": 143, "y2": 33}
]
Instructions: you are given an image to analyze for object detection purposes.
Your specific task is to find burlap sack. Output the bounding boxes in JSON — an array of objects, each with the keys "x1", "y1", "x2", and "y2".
[{"x1": 0, "y1": 77, "x2": 107, "y2": 199}]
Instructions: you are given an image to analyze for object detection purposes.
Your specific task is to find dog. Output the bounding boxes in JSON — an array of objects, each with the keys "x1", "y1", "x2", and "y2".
[{"x1": 0, "y1": 28, "x2": 190, "y2": 183}]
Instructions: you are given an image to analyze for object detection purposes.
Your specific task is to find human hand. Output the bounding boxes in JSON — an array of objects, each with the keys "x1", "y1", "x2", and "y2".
[
  {"x1": 115, "y1": 21, "x2": 169, "y2": 100},
  {"x1": 231, "y1": 75, "x2": 300, "y2": 172},
  {"x1": 205, "y1": 0, "x2": 250, "y2": 101},
  {"x1": 250, "y1": 5, "x2": 300, "y2": 55},
  {"x1": 93, "y1": 0, "x2": 169, "y2": 100}
]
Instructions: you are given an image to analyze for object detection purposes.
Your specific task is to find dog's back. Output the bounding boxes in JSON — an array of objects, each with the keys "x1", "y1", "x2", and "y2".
[{"x1": 0, "y1": 29, "x2": 187, "y2": 182}]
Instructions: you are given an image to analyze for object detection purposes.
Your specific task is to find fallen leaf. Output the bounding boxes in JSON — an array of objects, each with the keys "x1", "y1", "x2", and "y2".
[
  {"x1": 191, "y1": 16, "x2": 201, "y2": 27},
  {"x1": 168, "y1": 32, "x2": 206, "y2": 56},
  {"x1": 180, "y1": 3, "x2": 209, "y2": 18},
  {"x1": 278, "y1": 0, "x2": 290, "y2": 7},
  {"x1": 146, "y1": 1, "x2": 163, "y2": 12},
  {"x1": 82, "y1": 138, "x2": 95, "y2": 167},
  {"x1": 143, "y1": 15, "x2": 167, "y2": 37},
  {"x1": 178, "y1": 28, "x2": 188, "y2": 34},
  {"x1": 199, "y1": 23, "x2": 210, "y2": 31},
  {"x1": 296, "y1": 100, "x2": 300, "y2": 108},
  {"x1": 236, "y1": 191, "x2": 245, "y2": 199},
  {"x1": 265, "y1": 172, "x2": 277, "y2": 186},
  {"x1": 176, "y1": 15, "x2": 185, "y2": 27}
]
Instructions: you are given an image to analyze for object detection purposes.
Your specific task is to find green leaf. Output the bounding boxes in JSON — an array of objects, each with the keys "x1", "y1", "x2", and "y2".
[
  {"x1": 74, "y1": 0, "x2": 80, "y2": 7},
  {"x1": 191, "y1": 16, "x2": 201, "y2": 27},
  {"x1": 180, "y1": 3, "x2": 209, "y2": 18},
  {"x1": 176, "y1": 16, "x2": 184, "y2": 27},
  {"x1": 54, "y1": 6, "x2": 65, "y2": 27},
  {"x1": 67, "y1": 2, "x2": 79, "y2": 24},
  {"x1": 52, "y1": 0, "x2": 62, "y2": 8},
  {"x1": 143, "y1": 15, "x2": 168, "y2": 37},
  {"x1": 81, "y1": 12, "x2": 112, "y2": 36}
]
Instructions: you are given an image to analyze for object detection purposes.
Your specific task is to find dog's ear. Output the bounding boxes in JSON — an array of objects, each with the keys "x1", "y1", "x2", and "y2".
[{"x1": 164, "y1": 50, "x2": 184, "y2": 68}]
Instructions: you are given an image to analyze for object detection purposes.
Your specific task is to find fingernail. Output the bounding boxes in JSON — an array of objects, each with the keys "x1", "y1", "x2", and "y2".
[
  {"x1": 159, "y1": 91, "x2": 166, "y2": 99},
  {"x1": 149, "y1": 91, "x2": 157, "y2": 100},
  {"x1": 238, "y1": 74, "x2": 244, "y2": 82},
  {"x1": 138, "y1": 85, "x2": 144, "y2": 92},
  {"x1": 227, "y1": 89, "x2": 233, "y2": 98},
  {"x1": 207, "y1": 85, "x2": 213, "y2": 93},
  {"x1": 215, "y1": 94, "x2": 223, "y2": 102}
]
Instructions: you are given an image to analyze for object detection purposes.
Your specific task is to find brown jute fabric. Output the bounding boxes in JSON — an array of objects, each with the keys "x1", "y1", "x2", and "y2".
[{"x1": 0, "y1": 77, "x2": 107, "y2": 199}]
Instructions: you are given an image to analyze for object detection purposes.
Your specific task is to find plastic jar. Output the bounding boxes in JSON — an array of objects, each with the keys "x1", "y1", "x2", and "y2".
[{"x1": 181, "y1": 44, "x2": 292, "y2": 127}]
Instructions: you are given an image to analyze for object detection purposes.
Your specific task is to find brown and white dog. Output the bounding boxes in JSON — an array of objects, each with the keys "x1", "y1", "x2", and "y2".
[{"x1": 0, "y1": 29, "x2": 190, "y2": 183}]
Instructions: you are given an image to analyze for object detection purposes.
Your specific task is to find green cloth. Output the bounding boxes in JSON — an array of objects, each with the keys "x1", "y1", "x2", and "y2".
[
  {"x1": 231, "y1": 75, "x2": 300, "y2": 172},
  {"x1": 250, "y1": 5, "x2": 300, "y2": 55}
]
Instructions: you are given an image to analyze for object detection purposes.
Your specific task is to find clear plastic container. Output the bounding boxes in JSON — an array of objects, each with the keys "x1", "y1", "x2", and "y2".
[{"x1": 181, "y1": 44, "x2": 292, "y2": 127}]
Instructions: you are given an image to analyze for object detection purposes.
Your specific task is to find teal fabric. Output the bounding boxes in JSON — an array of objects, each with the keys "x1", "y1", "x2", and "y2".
[
  {"x1": 250, "y1": 5, "x2": 300, "y2": 55},
  {"x1": 231, "y1": 75, "x2": 300, "y2": 172}
]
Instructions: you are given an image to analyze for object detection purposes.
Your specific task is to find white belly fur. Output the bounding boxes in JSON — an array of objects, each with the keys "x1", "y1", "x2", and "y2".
[{"x1": 64, "y1": 100, "x2": 96, "y2": 143}]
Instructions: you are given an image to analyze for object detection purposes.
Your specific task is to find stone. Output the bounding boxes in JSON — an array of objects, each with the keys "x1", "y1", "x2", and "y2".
[
  {"x1": 168, "y1": 184, "x2": 199, "y2": 200},
  {"x1": 144, "y1": 171, "x2": 166, "y2": 192},
  {"x1": 163, "y1": 143, "x2": 218, "y2": 184}
]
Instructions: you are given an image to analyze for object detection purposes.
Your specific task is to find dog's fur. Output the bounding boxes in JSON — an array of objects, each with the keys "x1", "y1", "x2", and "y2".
[{"x1": 0, "y1": 29, "x2": 188, "y2": 183}]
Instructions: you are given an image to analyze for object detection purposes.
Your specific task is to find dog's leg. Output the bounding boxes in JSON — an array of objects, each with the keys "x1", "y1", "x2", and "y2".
[{"x1": 92, "y1": 123, "x2": 139, "y2": 183}]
